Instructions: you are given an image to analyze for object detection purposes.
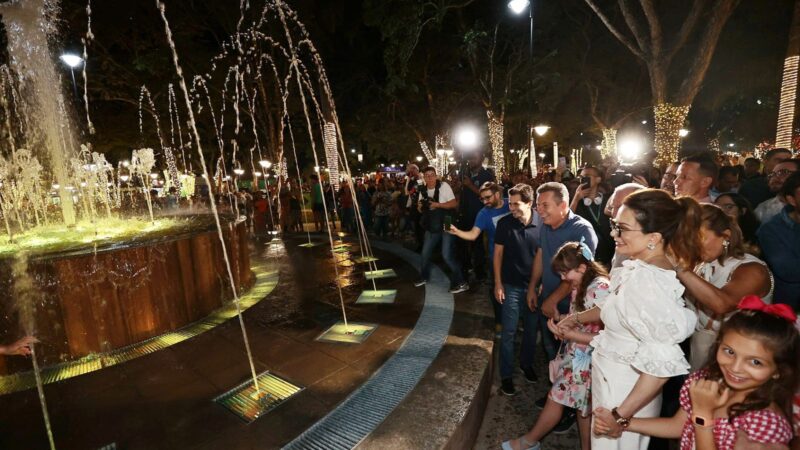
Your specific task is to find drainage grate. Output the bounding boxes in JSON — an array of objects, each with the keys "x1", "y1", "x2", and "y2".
[
  {"x1": 214, "y1": 371, "x2": 303, "y2": 423},
  {"x1": 364, "y1": 268, "x2": 396, "y2": 280},
  {"x1": 355, "y1": 289, "x2": 397, "y2": 304},
  {"x1": 315, "y1": 322, "x2": 378, "y2": 344}
]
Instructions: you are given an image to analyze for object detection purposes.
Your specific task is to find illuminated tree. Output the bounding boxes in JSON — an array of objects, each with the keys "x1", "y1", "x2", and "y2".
[
  {"x1": 584, "y1": 0, "x2": 740, "y2": 166},
  {"x1": 775, "y1": 0, "x2": 800, "y2": 149}
]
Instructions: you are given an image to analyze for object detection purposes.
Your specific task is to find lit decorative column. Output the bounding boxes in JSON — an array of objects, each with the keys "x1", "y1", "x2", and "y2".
[
  {"x1": 528, "y1": 131, "x2": 537, "y2": 176},
  {"x1": 419, "y1": 141, "x2": 435, "y2": 165},
  {"x1": 653, "y1": 103, "x2": 690, "y2": 167},
  {"x1": 601, "y1": 128, "x2": 617, "y2": 159},
  {"x1": 487, "y1": 111, "x2": 505, "y2": 178},
  {"x1": 776, "y1": 55, "x2": 799, "y2": 149},
  {"x1": 323, "y1": 122, "x2": 339, "y2": 190}
]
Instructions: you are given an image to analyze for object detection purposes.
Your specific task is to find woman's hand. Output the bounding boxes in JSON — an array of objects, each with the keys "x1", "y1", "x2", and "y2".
[
  {"x1": 593, "y1": 407, "x2": 623, "y2": 438},
  {"x1": 689, "y1": 378, "x2": 730, "y2": 417},
  {"x1": 0, "y1": 336, "x2": 38, "y2": 356}
]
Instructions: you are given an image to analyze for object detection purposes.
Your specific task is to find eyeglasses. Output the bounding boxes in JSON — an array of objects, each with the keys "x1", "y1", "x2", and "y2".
[
  {"x1": 767, "y1": 169, "x2": 797, "y2": 179},
  {"x1": 610, "y1": 219, "x2": 643, "y2": 236}
]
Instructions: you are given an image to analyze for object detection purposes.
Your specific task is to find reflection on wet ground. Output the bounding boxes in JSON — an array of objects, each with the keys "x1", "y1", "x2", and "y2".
[{"x1": 0, "y1": 233, "x2": 424, "y2": 449}]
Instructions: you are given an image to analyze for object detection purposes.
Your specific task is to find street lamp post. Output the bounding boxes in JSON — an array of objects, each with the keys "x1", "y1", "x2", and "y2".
[
  {"x1": 509, "y1": 0, "x2": 536, "y2": 176},
  {"x1": 59, "y1": 53, "x2": 84, "y2": 99}
]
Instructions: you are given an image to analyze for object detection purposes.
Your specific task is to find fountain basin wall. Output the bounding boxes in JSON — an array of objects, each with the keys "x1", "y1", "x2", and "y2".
[{"x1": 0, "y1": 217, "x2": 253, "y2": 375}]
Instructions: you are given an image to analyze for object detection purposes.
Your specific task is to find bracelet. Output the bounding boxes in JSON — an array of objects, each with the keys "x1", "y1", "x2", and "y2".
[
  {"x1": 611, "y1": 407, "x2": 631, "y2": 429},
  {"x1": 574, "y1": 311, "x2": 583, "y2": 326}
]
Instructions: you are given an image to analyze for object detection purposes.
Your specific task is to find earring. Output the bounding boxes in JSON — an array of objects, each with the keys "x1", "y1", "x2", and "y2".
[
  {"x1": 723, "y1": 240, "x2": 730, "y2": 258},
  {"x1": 647, "y1": 242, "x2": 656, "y2": 250}
]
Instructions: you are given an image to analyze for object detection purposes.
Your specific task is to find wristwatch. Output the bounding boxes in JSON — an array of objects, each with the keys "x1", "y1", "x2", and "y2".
[
  {"x1": 692, "y1": 414, "x2": 713, "y2": 428},
  {"x1": 611, "y1": 407, "x2": 631, "y2": 429}
]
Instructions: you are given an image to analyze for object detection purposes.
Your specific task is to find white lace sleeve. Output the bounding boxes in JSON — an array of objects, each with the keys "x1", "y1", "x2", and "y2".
[{"x1": 616, "y1": 266, "x2": 696, "y2": 377}]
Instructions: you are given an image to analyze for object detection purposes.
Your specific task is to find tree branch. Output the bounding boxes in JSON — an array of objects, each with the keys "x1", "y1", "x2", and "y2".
[
  {"x1": 584, "y1": 0, "x2": 646, "y2": 60},
  {"x1": 675, "y1": 0, "x2": 740, "y2": 105},
  {"x1": 665, "y1": 0, "x2": 708, "y2": 62},
  {"x1": 617, "y1": 0, "x2": 650, "y2": 55},
  {"x1": 638, "y1": 0, "x2": 663, "y2": 58}
]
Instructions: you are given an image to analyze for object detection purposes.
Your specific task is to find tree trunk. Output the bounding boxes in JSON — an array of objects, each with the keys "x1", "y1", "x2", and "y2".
[
  {"x1": 601, "y1": 128, "x2": 618, "y2": 159},
  {"x1": 487, "y1": 109, "x2": 505, "y2": 178},
  {"x1": 776, "y1": 0, "x2": 800, "y2": 148},
  {"x1": 653, "y1": 103, "x2": 690, "y2": 168}
]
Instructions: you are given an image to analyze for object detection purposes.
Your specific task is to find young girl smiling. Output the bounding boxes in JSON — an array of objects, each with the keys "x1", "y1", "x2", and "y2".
[{"x1": 594, "y1": 296, "x2": 798, "y2": 449}]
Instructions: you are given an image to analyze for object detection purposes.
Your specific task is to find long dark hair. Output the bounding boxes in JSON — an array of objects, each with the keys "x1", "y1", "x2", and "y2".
[
  {"x1": 715, "y1": 193, "x2": 760, "y2": 249},
  {"x1": 703, "y1": 309, "x2": 800, "y2": 419},
  {"x1": 623, "y1": 189, "x2": 704, "y2": 269},
  {"x1": 700, "y1": 204, "x2": 746, "y2": 264},
  {"x1": 551, "y1": 242, "x2": 609, "y2": 311}
]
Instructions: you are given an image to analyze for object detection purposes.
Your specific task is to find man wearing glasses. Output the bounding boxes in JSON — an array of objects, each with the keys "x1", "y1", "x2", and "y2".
[
  {"x1": 449, "y1": 182, "x2": 532, "y2": 334},
  {"x1": 754, "y1": 159, "x2": 800, "y2": 223}
]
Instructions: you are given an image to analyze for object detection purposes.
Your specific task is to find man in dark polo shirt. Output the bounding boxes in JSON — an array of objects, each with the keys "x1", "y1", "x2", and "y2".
[{"x1": 493, "y1": 183, "x2": 540, "y2": 396}]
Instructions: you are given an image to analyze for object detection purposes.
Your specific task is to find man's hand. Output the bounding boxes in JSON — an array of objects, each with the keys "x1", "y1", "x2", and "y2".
[
  {"x1": 1, "y1": 336, "x2": 38, "y2": 356},
  {"x1": 540, "y1": 297, "x2": 559, "y2": 319},
  {"x1": 546, "y1": 318, "x2": 566, "y2": 340},
  {"x1": 526, "y1": 287, "x2": 538, "y2": 311},
  {"x1": 429, "y1": 201, "x2": 440, "y2": 210},
  {"x1": 494, "y1": 283, "x2": 505, "y2": 304}
]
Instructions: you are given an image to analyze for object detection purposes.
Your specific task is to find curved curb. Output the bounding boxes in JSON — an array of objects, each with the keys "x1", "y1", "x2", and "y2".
[{"x1": 283, "y1": 242, "x2": 454, "y2": 450}]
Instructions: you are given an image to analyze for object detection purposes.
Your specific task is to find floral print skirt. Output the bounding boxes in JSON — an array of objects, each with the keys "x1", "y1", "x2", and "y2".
[{"x1": 548, "y1": 343, "x2": 593, "y2": 416}]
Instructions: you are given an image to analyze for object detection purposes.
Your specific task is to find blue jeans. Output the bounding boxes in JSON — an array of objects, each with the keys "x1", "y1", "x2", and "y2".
[
  {"x1": 374, "y1": 215, "x2": 389, "y2": 237},
  {"x1": 500, "y1": 284, "x2": 538, "y2": 380},
  {"x1": 488, "y1": 270, "x2": 501, "y2": 325},
  {"x1": 420, "y1": 231, "x2": 465, "y2": 285}
]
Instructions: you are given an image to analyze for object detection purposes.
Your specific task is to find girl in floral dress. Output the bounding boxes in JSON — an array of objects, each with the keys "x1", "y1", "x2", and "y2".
[
  {"x1": 595, "y1": 296, "x2": 798, "y2": 450},
  {"x1": 503, "y1": 240, "x2": 609, "y2": 450}
]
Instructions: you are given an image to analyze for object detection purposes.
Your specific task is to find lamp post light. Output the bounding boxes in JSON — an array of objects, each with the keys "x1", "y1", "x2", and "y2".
[
  {"x1": 59, "y1": 53, "x2": 83, "y2": 99},
  {"x1": 259, "y1": 160, "x2": 272, "y2": 169},
  {"x1": 415, "y1": 155, "x2": 423, "y2": 163},
  {"x1": 679, "y1": 128, "x2": 690, "y2": 138}
]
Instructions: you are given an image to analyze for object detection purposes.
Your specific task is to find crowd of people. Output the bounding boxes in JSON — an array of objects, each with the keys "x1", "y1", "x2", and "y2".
[{"x1": 196, "y1": 146, "x2": 800, "y2": 449}]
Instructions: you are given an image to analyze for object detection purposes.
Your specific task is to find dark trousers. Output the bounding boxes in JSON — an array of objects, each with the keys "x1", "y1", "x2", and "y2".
[{"x1": 457, "y1": 211, "x2": 486, "y2": 279}]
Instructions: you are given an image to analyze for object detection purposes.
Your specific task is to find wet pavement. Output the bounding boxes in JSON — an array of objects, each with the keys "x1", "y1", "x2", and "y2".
[{"x1": 0, "y1": 233, "x2": 424, "y2": 449}]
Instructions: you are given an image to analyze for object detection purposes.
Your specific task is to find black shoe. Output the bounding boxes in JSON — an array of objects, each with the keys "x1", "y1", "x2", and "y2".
[
  {"x1": 521, "y1": 366, "x2": 538, "y2": 384},
  {"x1": 534, "y1": 395, "x2": 547, "y2": 410},
  {"x1": 448, "y1": 282, "x2": 469, "y2": 294},
  {"x1": 500, "y1": 378, "x2": 516, "y2": 396},
  {"x1": 413, "y1": 279, "x2": 427, "y2": 287},
  {"x1": 552, "y1": 409, "x2": 577, "y2": 434}
]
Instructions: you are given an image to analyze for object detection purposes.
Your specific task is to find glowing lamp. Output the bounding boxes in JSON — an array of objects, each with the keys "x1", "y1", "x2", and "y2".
[
  {"x1": 508, "y1": 0, "x2": 530, "y2": 15},
  {"x1": 59, "y1": 53, "x2": 84, "y2": 68},
  {"x1": 149, "y1": 173, "x2": 158, "y2": 179},
  {"x1": 619, "y1": 137, "x2": 644, "y2": 161},
  {"x1": 259, "y1": 160, "x2": 272, "y2": 169},
  {"x1": 453, "y1": 125, "x2": 481, "y2": 152},
  {"x1": 119, "y1": 175, "x2": 130, "y2": 182},
  {"x1": 415, "y1": 156, "x2": 423, "y2": 162},
  {"x1": 233, "y1": 168, "x2": 245, "y2": 176},
  {"x1": 253, "y1": 171, "x2": 262, "y2": 177},
  {"x1": 679, "y1": 129, "x2": 689, "y2": 138},
  {"x1": 534, "y1": 125, "x2": 550, "y2": 136}
]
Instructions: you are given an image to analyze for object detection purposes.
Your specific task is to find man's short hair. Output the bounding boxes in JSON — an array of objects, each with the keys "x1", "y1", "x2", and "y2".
[
  {"x1": 718, "y1": 166, "x2": 740, "y2": 179},
  {"x1": 508, "y1": 183, "x2": 534, "y2": 203},
  {"x1": 781, "y1": 170, "x2": 800, "y2": 197},
  {"x1": 479, "y1": 181, "x2": 503, "y2": 195},
  {"x1": 406, "y1": 163, "x2": 419, "y2": 173},
  {"x1": 681, "y1": 153, "x2": 719, "y2": 183},
  {"x1": 423, "y1": 166, "x2": 437, "y2": 174},
  {"x1": 764, "y1": 148, "x2": 792, "y2": 161},
  {"x1": 536, "y1": 182, "x2": 569, "y2": 205},
  {"x1": 613, "y1": 182, "x2": 647, "y2": 195},
  {"x1": 744, "y1": 157, "x2": 760, "y2": 166}
]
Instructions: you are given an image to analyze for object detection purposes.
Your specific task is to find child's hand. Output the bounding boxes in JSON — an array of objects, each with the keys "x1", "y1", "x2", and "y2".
[
  {"x1": 592, "y1": 407, "x2": 622, "y2": 438},
  {"x1": 689, "y1": 378, "x2": 730, "y2": 417},
  {"x1": 547, "y1": 318, "x2": 566, "y2": 340}
]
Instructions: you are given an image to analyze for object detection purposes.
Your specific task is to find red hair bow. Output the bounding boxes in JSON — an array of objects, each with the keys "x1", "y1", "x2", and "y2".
[{"x1": 737, "y1": 295, "x2": 797, "y2": 322}]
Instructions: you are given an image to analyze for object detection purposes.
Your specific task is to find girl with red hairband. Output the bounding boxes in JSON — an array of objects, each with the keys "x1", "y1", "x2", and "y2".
[{"x1": 595, "y1": 296, "x2": 798, "y2": 450}]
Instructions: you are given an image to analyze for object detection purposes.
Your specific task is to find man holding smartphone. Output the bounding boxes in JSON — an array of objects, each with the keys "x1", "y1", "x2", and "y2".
[{"x1": 414, "y1": 166, "x2": 469, "y2": 294}]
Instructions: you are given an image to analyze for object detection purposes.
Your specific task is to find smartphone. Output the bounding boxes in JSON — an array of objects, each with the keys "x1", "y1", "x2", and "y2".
[
  {"x1": 443, "y1": 215, "x2": 452, "y2": 231},
  {"x1": 580, "y1": 176, "x2": 591, "y2": 186}
]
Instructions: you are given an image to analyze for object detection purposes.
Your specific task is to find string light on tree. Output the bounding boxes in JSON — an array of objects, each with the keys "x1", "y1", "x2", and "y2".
[
  {"x1": 323, "y1": 122, "x2": 340, "y2": 190},
  {"x1": 601, "y1": 128, "x2": 617, "y2": 159},
  {"x1": 776, "y1": 55, "x2": 799, "y2": 149},
  {"x1": 653, "y1": 103, "x2": 690, "y2": 167},
  {"x1": 487, "y1": 111, "x2": 505, "y2": 178}
]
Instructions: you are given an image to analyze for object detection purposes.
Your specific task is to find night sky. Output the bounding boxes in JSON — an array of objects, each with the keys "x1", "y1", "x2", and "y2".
[{"x1": 27, "y1": 0, "x2": 798, "y2": 165}]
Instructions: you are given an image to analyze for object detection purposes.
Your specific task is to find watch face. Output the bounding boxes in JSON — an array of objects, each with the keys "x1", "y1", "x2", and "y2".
[{"x1": 694, "y1": 416, "x2": 706, "y2": 426}]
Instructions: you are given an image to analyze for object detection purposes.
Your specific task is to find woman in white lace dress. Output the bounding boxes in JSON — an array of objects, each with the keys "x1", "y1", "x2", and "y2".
[{"x1": 559, "y1": 189, "x2": 702, "y2": 450}]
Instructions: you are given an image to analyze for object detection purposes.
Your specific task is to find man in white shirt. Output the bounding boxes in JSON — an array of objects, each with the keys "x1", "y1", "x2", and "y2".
[
  {"x1": 674, "y1": 154, "x2": 718, "y2": 203},
  {"x1": 413, "y1": 166, "x2": 469, "y2": 294}
]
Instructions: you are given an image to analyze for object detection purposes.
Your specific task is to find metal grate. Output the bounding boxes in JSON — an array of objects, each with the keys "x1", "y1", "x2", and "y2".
[
  {"x1": 214, "y1": 371, "x2": 303, "y2": 423},
  {"x1": 364, "y1": 268, "x2": 396, "y2": 280},
  {"x1": 315, "y1": 322, "x2": 377, "y2": 344},
  {"x1": 355, "y1": 289, "x2": 397, "y2": 304}
]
